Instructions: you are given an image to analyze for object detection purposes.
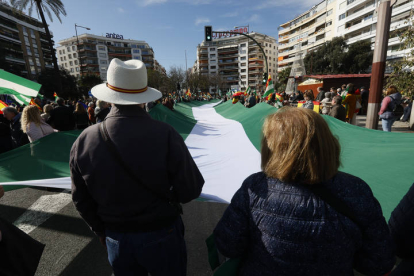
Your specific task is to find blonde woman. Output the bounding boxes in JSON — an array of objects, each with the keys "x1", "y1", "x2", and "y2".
[
  {"x1": 21, "y1": 105, "x2": 55, "y2": 142},
  {"x1": 214, "y1": 107, "x2": 395, "y2": 275},
  {"x1": 41, "y1": 104, "x2": 53, "y2": 122}
]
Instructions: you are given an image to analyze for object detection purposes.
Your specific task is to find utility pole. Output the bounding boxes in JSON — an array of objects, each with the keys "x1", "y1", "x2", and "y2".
[{"x1": 366, "y1": 0, "x2": 395, "y2": 129}]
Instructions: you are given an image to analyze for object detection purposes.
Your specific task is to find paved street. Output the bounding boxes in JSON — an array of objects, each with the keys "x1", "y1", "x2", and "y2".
[{"x1": 0, "y1": 187, "x2": 228, "y2": 276}]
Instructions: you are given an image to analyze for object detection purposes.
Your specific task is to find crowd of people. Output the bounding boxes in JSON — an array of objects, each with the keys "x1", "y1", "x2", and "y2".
[{"x1": 0, "y1": 57, "x2": 413, "y2": 276}]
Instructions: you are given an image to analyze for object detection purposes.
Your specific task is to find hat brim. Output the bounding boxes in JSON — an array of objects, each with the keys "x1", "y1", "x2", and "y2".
[{"x1": 91, "y1": 83, "x2": 162, "y2": 105}]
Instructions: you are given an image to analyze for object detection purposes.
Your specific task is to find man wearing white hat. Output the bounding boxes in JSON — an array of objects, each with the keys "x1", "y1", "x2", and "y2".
[{"x1": 70, "y1": 58, "x2": 204, "y2": 275}]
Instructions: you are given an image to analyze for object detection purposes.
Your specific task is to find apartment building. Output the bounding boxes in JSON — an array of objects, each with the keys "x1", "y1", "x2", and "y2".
[
  {"x1": 0, "y1": 2, "x2": 54, "y2": 80},
  {"x1": 56, "y1": 33, "x2": 156, "y2": 81},
  {"x1": 154, "y1": 59, "x2": 167, "y2": 75},
  {"x1": 278, "y1": 0, "x2": 338, "y2": 73},
  {"x1": 196, "y1": 32, "x2": 277, "y2": 94},
  {"x1": 335, "y1": 0, "x2": 413, "y2": 64},
  {"x1": 278, "y1": 0, "x2": 414, "y2": 74}
]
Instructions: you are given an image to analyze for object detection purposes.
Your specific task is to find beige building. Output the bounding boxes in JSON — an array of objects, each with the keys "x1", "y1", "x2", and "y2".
[
  {"x1": 278, "y1": 0, "x2": 338, "y2": 73},
  {"x1": 196, "y1": 32, "x2": 278, "y2": 94},
  {"x1": 0, "y1": 2, "x2": 54, "y2": 80},
  {"x1": 56, "y1": 34, "x2": 156, "y2": 81}
]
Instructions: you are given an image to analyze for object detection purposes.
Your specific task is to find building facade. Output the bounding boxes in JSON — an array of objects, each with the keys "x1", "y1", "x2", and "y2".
[
  {"x1": 56, "y1": 34, "x2": 156, "y2": 81},
  {"x1": 0, "y1": 3, "x2": 54, "y2": 80},
  {"x1": 278, "y1": 0, "x2": 338, "y2": 73},
  {"x1": 196, "y1": 32, "x2": 278, "y2": 94},
  {"x1": 278, "y1": 0, "x2": 414, "y2": 74}
]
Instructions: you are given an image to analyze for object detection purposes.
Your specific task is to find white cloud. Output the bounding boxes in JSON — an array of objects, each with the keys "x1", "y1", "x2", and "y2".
[
  {"x1": 246, "y1": 14, "x2": 260, "y2": 23},
  {"x1": 138, "y1": 0, "x2": 168, "y2": 7},
  {"x1": 117, "y1": 7, "x2": 125, "y2": 13},
  {"x1": 195, "y1": 17, "x2": 210, "y2": 26},
  {"x1": 255, "y1": 0, "x2": 321, "y2": 10},
  {"x1": 221, "y1": 11, "x2": 238, "y2": 18}
]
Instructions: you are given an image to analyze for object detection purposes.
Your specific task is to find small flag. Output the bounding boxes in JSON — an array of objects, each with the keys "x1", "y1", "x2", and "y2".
[
  {"x1": 54, "y1": 92, "x2": 57, "y2": 98},
  {"x1": 30, "y1": 98, "x2": 42, "y2": 111},
  {"x1": 262, "y1": 75, "x2": 274, "y2": 99},
  {"x1": 0, "y1": 100, "x2": 8, "y2": 114},
  {"x1": 245, "y1": 86, "x2": 251, "y2": 96}
]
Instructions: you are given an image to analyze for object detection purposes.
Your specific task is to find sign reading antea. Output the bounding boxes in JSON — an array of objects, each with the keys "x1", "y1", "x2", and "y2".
[{"x1": 106, "y1": 33, "x2": 124, "y2": 40}]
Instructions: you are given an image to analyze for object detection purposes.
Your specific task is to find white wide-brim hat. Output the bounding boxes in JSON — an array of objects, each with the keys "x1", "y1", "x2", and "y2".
[{"x1": 91, "y1": 58, "x2": 162, "y2": 105}]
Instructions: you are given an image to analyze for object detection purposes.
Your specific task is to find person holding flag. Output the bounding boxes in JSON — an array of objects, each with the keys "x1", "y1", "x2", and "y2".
[{"x1": 30, "y1": 97, "x2": 42, "y2": 112}]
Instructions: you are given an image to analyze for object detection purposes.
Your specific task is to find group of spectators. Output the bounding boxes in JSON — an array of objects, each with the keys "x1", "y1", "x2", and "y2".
[{"x1": 0, "y1": 97, "x2": 113, "y2": 155}]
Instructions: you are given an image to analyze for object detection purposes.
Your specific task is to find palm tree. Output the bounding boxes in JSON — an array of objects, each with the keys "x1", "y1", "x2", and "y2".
[{"x1": 11, "y1": 0, "x2": 66, "y2": 94}]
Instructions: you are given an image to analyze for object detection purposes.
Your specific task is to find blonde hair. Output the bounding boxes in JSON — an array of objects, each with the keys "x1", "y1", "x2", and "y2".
[
  {"x1": 261, "y1": 107, "x2": 341, "y2": 184},
  {"x1": 75, "y1": 102, "x2": 86, "y2": 113},
  {"x1": 21, "y1": 105, "x2": 42, "y2": 133},
  {"x1": 385, "y1": 85, "x2": 398, "y2": 96}
]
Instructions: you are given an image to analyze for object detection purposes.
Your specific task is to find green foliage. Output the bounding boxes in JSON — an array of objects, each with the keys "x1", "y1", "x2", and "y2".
[
  {"x1": 10, "y1": 0, "x2": 66, "y2": 23},
  {"x1": 38, "y1": 69, "x2": 78, "y2": 99},
  {"x1": 304, "y1": 37, "x2": 373, "y2": 74},
  {"x1": 78, "y1": 74, "x2": 102, "y2": 96},
  {"x1": 386, "y1": 11, "x2": 414, "y2": 95},
  {"x1": 277, "y1": 67, "x2": 291, "y2": 84}
]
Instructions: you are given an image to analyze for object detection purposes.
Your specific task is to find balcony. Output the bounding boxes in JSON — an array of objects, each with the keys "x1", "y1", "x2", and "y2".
[
  {"x1": 219, "y1": 59, "x2": 238, "y2": 64},
  {"x1": 199, "y1": 50, "x2": 208, "y2": 54},
  {"x1": 345, "y1": 3, "x2": 376, "y2": 24},
  {"x1": 219, "y1": 53, "x2": 238, "y2": 58},
  {"x1": 5, "y1": 55, "x2": 25, "y2": 64},
  {"x1": 199, "y1": 55, "x2": 208, "y2": 60},
  {"x1": 218, "y1": 48, "x2": 238, "y2": 54},
  {"x1": 219, "y1": 66, "x2": 238, "y2": 71},
  {"x1": 249, "y1": 63, "x2": 264, "y2": 68},
  {"x1": 248, "y1": 69, "x2": 263, "y2": 74}
]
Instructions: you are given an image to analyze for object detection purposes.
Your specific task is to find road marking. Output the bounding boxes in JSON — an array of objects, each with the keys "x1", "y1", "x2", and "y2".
[{"x1": 13, "y1": 193, "x2": 72, "y2": 234}]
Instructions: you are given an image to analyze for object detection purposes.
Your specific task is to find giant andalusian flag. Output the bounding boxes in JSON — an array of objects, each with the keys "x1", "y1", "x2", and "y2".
[
  {"x1": 0, "y1": 70, "x2": 41, "y2": 105},
  {"x1": 0, "y1": 100, "x2": 413, "y2": 220}
]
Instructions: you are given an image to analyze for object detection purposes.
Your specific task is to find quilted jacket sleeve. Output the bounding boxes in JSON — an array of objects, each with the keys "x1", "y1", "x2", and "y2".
[
  {"x1": 388, "y1": 183, "x2": 414, "y2": 259},
  {"x1": 214, "y1": 179, "x2": 251, "y2": 258}
]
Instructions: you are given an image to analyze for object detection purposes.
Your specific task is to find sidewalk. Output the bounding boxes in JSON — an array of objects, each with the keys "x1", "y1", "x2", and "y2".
[{"x1": 356, "y1": 115, "x2": 414, "y2": 133}]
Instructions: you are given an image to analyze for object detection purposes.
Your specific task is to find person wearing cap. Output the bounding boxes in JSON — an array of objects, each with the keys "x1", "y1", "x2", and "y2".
[{"x1": 70, "y1": 58, "x2": 205, "y2": 275}]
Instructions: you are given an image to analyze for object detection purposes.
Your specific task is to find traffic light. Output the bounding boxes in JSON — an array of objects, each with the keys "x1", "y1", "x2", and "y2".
[
  {"x1": 262, "y1": 72, "x2": 268, "y2": 84},
  {"x1": 205, "y1": 26, "x2": 212, "y2": 42}
]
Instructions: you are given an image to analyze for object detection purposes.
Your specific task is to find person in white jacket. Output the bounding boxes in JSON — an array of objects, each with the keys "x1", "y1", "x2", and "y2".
[{"x1": 21, "y1": 105, "x2": 56, "y2": 142}]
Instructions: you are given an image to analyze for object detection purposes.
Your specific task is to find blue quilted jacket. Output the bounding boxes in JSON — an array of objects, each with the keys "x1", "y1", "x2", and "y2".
[{"x1": 214, "y1": 172, "x2": 395, "y2": 276}]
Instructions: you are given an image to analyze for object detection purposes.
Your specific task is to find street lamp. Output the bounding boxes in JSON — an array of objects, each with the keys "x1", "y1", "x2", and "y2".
[{"x1": 75, "y1": 24, "x2": 91, "y2": 77}]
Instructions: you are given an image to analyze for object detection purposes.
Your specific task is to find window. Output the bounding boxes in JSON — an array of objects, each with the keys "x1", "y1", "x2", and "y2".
[
  {"x1": 101, "y1": 67, "x2": 107, "y2": 72},
  {"x1": 29, "y1": 59, "x2": 34, "y2": 65},
  {"x1": 32, "y1": 39, "x2": 37, "y2": 47},
  {"x1": 76, "y1": 67, "x2": 79, "y2": 72},
  {"x1": 274, "y1": 58, "x2": 275, "y2": 61},
  {"x1": 68, "y1": 54, "x2": 72, "y2": 59},
  {"x1": 98, "y1": 46, "x2": 105, "y2": 51},
  {"x1": 26, "y1": 46, "x2": 32, "y2": 55},
  {"x1": 24, "y1": 36, "x2": 29, "y2": 44},
  {"x1": 70, "y1": 68, "x2": 74, "y2": 73},
  {"x1": 62, "y1": 50, "x2": 65, "y2": 54},
  {"x1": 210, "y1": 48, "x2": 215, "y2": 51},
  {"x1": 72, "y1": 46, "x2": 76, "y2": 51},
  {"x1": 35, "y1": 58, "x2": 40, "y2": 66},
  {"x1": 73, "y1": 53, "x2": 77, "y2": 58},
  {"x1": 30, "y1": 66, "x2": 36, "y2": 74},
  {"x1": 210, "y1": 66, "x2": 216, "y2": 69},
  {"x1": 100, "y1": 60, "x2": 108, "y2": 64},
  {"x1": 241, "y1": 63, "x2": 246, "y2": 66},
  {"x1": 269, "y1": 69, "x2": 272, "y2": 72},
  {"x1": 99, "y1": 53, "x2": 107, "y2": 58},
  {"x1": 240, "y1": 43, "x2": 246, "y2": 47},
  {"x1": 339, "y1": 13, "x2": 346, "y2": 20},
  {"x1": 22, "y1": 26, "x2": 27, "y2": 34},
  {"x1": 131, "y1": 44, "x2": 137, "y2": 48},
  {"x1": 269, "y1": 44, "x2": 272, "y2": 48},
  {"x1": 132, "y1": 49, "x2": 140, "y2": 53},
  {"x1": 240, "y1": 50, "x2": 246, "y2": 54},
  {"x1": 74, "y1": 60, "x2": 78, "y2": 65},
  {"x1": 210, "y1": 54, "x2": 216, "y2": 58},
  {"x1": 60, "y1": 57, "x2": 64, "y2": 61},
  {"x1": 326, "y1": 20, "x2": 332, "y2": 27},
  {"x1": 327, "y1": 9, "x2": 333, "y2": 16},
  {"x1": 64, "y1": 56, "x2": 66, "y2": 61},
  {"x1": 67, "y1": 47, "x2": 71, "y2": 52},
  {"x1": 265, "y1": 43, "x2": 268, "y2": 47},
  {"x1": 70, "y1": 61, "x2": 73, "y2": 66},
  {"x1": 59, "y1": 50, "x2": 62, "y2": 55},
  {"x1": 241, "y1": 69, "x2": 246, "y2": 73},
  {"x1": 210, "y1": 60, "x2": 216, "y2": 64},
  {"x1": 241, "y1": 57, "x2": 246, "y2": 61},
  {"x1": 265, "y1": 50, "x2": 268, "y2": 53}
]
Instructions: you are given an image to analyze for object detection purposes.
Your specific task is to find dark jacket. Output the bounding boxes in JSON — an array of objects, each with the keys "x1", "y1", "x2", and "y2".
[
  {"x1": 315, "y1": 90, "x2": 325, "y2": 101},
  {"x1": 0, "y1": 122, "x2": 13, "y2": 154},
  {"x1": 248, "y1": 96, "x2": 256, "y2": 108},
  {"x1": 95, "y1": 107, "x2": 110, "y2": 123},
  {"x1": 214, "y1": 172, "x2": 395, "y2": 276},
  {"x1": 329, "y1": 104, "x2": 347, "y2": 122},
  {"x1": 10, "y1": 113, "x2": 29, "y2": 148},
  {"x1": 388, "y1": 183, "x2": 414, "y2": 275},
  {"x1": 47, "y1": 104, "x2": 76, "y2": 131},
  {"x1": 73, "y1": 111, "x2": 89, "y2": 129},
  {"x1": 70, "y1": 105, "x2": 204, "y2": 236}
]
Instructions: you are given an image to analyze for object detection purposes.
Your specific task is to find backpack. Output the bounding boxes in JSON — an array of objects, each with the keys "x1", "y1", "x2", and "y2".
[{"x1": 389, "y1": 97, "x2": 404, "y2": 120}]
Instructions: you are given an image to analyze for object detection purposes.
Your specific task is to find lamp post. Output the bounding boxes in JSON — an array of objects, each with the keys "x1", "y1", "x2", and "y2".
[{"x1": 75, "y1": 24, "x2": 91, "y2": 77}]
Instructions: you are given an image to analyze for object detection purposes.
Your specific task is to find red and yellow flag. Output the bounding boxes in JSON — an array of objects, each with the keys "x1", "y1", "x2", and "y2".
[
  {"x1": 185, "y1": 89, "x2": 191, "y2": 97},
  {"x1": 30, "y1": 98, "x2": 42, "y2": 111},
  {"x1": 0, "y1": 100, "x2": 8, "y2": 114},
  {"x1": 53, "y1": 92, "x2": 57, "y2": 98}
]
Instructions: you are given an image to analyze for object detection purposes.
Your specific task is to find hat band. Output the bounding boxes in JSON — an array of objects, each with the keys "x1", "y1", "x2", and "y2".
[{"x1": 107, "y1": 83, "x2": 148, "y2": 94}]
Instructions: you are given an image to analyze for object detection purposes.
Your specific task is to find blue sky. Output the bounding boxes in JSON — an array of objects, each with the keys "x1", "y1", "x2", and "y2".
[{"x1": 20, "y1": 0, "x2": 320, "y2": 73}]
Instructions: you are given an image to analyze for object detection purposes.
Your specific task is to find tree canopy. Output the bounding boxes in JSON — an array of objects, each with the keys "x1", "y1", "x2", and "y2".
[{"x1": 304, "y1": 37, "x2": 373, "y2": 74}]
